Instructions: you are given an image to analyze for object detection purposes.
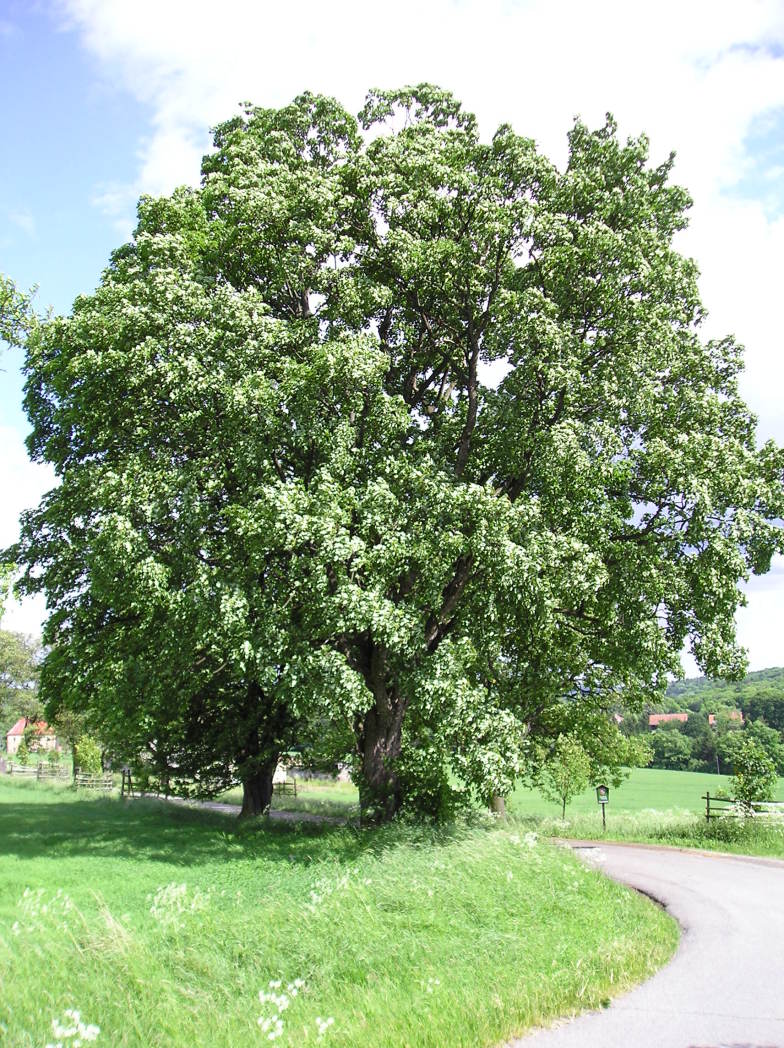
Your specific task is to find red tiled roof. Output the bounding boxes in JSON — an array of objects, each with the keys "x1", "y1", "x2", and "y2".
[
  {"x1": 709, "y1": 710, "x2": 743, "y2": 724},
  {"x1": 648, "y1": 712, "x2": 689, "y2": 726},
  {"x1": 6, "y1": 718, "x2": 52, "y2": 737}
]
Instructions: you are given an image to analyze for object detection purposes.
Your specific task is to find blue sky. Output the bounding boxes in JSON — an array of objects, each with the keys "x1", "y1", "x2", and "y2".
[{"x1": 2, "y1": 0, "x2": 784, "y2": 674}]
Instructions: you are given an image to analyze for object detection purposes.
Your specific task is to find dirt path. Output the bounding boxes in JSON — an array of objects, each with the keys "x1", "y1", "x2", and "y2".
[
  {"x1": 509, "y1": 840, "x2": 784, "y2": 1048},
  {"x1": 134, "y1": 792, "x2": 345, "y2": 825}
]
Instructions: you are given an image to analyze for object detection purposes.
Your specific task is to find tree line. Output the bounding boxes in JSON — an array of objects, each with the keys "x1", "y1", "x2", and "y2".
[{"x1": 620, "y1": 669, "x2": 784, "y2": 774}]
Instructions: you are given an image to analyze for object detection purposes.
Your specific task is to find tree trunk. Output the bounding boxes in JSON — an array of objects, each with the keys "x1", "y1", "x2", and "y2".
[
  {"x1": 240, "y1": 759, "x2": 276, "y2": 818},
  {"x1": 358, "y1": 703, "x2": 405, "y2": 826},
  {"x1": 562, "y1": 797, "x2": 566, "y2": 819},
  {"x1": 490, "y1": 793, "x2": 506, "y2": 816},
  {"x1": 351, "y1": 642, "x2": 408, "y2": 826}
]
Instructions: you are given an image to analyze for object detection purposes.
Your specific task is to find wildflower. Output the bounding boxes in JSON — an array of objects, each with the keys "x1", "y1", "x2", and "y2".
[
  {"x1": 47, "y1": 1008, "x2": 100, "y2": 1046},
  {"x1": 315, "y1": 1015, "x2": 335, "y2": 1039}
]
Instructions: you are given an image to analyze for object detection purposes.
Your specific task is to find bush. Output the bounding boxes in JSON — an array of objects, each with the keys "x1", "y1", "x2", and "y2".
[
  {"x1": 729, "y1": 736, "x2": 778, "y2": 811},
  {"x1": 74, "y1": 735, "x2": 102, "y2": 775}
]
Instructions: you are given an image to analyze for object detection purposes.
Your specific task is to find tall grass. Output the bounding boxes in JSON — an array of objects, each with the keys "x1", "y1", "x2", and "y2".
[
  {"x1": 517, "y1": 808, "x2": 784, "y2": 858},
  {"x1": 0, "y1": 779, "x2": 677, "y2": 1047}
]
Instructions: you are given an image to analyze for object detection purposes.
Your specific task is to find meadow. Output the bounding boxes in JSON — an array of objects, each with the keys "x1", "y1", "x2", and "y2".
[
  {"x1": 0, "y1": 777, "x2": 676, "y2": 1048},
  {"x1": 260, "y1": 768, "x2": 784, "y2": 858},
  {"x1": 506, "y1": 767, "x2": 784, "y2": 858}
]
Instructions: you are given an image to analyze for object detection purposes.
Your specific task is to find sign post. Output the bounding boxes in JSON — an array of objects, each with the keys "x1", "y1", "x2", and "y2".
[{"x1": 596, "y1": 784, "x2": 609, "y2": 831}]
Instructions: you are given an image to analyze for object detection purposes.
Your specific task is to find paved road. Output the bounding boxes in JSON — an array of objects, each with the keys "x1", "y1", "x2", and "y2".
[{"x1": 510, "y1": 841, "x2": 784, "y2": 1048}]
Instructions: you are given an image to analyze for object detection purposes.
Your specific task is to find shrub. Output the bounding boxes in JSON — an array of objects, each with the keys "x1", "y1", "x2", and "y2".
[
  {"x1": 74, "y1": 735, "x2": 102, "y2": 776},
  {"x1": 729, "y1": 736, "x2": 778, "y2": 811}
]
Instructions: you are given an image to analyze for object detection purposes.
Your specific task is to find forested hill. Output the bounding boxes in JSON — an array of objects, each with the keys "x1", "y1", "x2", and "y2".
[{"x1": 666, "y1": 667, "x2": 784, "y2": 723}]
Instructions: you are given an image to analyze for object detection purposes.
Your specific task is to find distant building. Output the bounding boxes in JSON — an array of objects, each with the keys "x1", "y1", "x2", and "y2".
[
  {"x1": 708, "y1": 710, "x2": 743, "y2": 726},
  {"x1": 649, "y1": 710, "x2": 743, "y2": 729},
  {"x1": 648, "y1": 712, "x2": 689, "y2": 727},
  {"x1": 5, "y1": 718, "x2": 59, "y2": 755}
]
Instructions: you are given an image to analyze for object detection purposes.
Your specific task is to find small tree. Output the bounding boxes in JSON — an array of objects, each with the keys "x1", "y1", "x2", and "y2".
[
  {"x1": 22, "y1": 723, "x2": 39, "y2": 753},
  {"x1": 729, "y1": 736, "x2": 778, "y2": 811},
  {"x1": 15, "y1": 736, "x2": 30, "y2": 765},
  {"x1": 744, "y1": 721, "x2": 784, "y2": 775},
  {"x1": 52, "y1": 709, "x2": 88, "y2": 780},
  {"x1": 538, "y1": 735, "x2": 592, "y2": 819},
  {"x1": 74, "y1": 734, "x2": 102, "y2": 776}
]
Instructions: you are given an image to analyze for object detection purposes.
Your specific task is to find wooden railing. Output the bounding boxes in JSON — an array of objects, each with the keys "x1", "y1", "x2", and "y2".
[
  {"x1": 7, "y1": 762, "x2": 70, "y2": 780},
  {"x1": 74, "y1": 772, "x2": 114, "y2": 791},
  {"x1": 703, "y1": 792, "x2": 784, "y2": 820}
]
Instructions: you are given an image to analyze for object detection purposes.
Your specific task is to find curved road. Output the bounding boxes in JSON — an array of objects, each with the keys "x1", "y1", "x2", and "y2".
[{"x1": 511, "y1": 841, "x2": 784, "y2": 1048}]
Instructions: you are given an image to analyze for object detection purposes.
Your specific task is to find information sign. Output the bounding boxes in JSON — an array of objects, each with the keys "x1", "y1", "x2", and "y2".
[{"x1": 596, "y1": 784, "x2": 609, "y2": 829}]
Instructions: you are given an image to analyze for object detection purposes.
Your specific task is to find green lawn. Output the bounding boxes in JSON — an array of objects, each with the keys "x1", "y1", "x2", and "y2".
[
  {"x1": 0, "y1": 778, "x2": 676, "y2": 1048},
  {"x1": 229, "y1": 768, "x2": 784, "y2": 859},
  {"x1": 219, "y1": 778, "x2": 360, "y2": 820},
  {"x1": 507, "y1": 767, "x2": 784, "y2": 858},
  {"x1": 508, "y1": 766, "x2": 784, "y2": 818}
]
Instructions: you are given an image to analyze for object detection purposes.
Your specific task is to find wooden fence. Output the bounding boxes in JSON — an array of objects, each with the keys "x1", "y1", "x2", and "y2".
[
  {"x1": 7, "y1": 762, "x2": 70, "y2": 781},
  {"x1": 703, "y1": 792, "x2": 784, "y2": 820},
  {"x1": 74, "y1": 771, "x2": 114, "y2": 791}
]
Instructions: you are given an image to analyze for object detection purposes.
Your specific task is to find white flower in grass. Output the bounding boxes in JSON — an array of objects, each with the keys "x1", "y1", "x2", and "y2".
[
  {"x1": 315, "y1": 1015, "x2": 335, "y2": 1039},
  {"x1": 48, "y1": 1009, "x2": 100, "y2": 1045},
  {"x1": 258, "y1": 978, "x2": 307, "y2": 1039},
  {"x1": 424, "y1": 977, "x2": 441, "y2": 994}
]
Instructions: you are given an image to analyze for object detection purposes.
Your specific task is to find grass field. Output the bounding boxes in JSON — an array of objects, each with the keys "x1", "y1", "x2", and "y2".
[
  {"x1": 228, "y1": 768, "x2": 784, "y2": 858},
  {"x1": 220, "y1": 779, "x2": 359, "y2": 820},
  {"x1": 508, "y1": 766, "x2": 784, "y2": 817},
  {"x1": 506, "y1": 767, "x2": 784, "y2": 858},
  {"x1": 261, "y1": 767, "x2": 784, "y2": 822},
  {"x1": 0, "y1": 777, "x2": 677, "y2": 1048}
]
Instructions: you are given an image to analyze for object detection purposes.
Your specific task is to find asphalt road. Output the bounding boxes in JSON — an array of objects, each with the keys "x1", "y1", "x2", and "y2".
[{"x1": 510, "y1": 841, "x2": 784, "y2": 1048}]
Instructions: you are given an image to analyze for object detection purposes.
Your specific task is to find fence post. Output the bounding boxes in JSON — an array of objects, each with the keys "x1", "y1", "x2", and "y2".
[{"x1": 706, "y1": 791, "x2": 710, "y2": 822}]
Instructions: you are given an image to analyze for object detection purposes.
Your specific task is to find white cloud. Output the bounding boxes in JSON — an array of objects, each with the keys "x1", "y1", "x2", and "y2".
[{"x1": 32, "y1": 0, "x2": 784, "y2": 671}]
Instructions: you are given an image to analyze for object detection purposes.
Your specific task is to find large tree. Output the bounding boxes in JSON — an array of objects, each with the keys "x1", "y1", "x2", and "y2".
[
  {"x1": 0, "y1": 272, "x2": 33, "y2": 349},
  {"x1": 0, "y1": 630, "x2": 42, "y2": 733},
  {"x1": 12, "y1": 87, "x2": 784, "y2": 823}
]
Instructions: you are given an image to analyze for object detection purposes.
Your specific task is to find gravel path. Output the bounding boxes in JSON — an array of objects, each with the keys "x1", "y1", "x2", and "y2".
[
  {"x1": 509, "y1": 840, "x2": 784, "y2": 1048},
  {"x1": 134, "y1": 792, "x2": 344, "y2": 824}
]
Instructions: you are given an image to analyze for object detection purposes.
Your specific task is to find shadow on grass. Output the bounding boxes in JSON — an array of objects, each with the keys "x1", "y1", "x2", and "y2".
[
  {"x1": 0, "y1": 780, "x2": 485, "y2": 869},
  {"x1": 0, "y1": 787, "x2": 366, "y2": 868}
]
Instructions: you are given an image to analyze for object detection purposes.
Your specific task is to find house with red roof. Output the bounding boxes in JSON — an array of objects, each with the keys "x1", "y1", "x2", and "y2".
[
  {"x1": 649, "y1": 710, "x2": 743, "y2": 729},
  {"x1": 5, "y1": 717, "x2": 59, "y2": 755},
  {"x1": 648, "y1": 712, "x2": 689, "y2": 727}
]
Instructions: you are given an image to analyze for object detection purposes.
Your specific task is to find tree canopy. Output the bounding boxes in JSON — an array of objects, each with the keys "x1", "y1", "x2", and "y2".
[
  {"x1": 11, "y1": 86, "x2": 784, "y2": 822},
  {"x1": 0, "y1": 272, "x2": 34, "y2": 349}
]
